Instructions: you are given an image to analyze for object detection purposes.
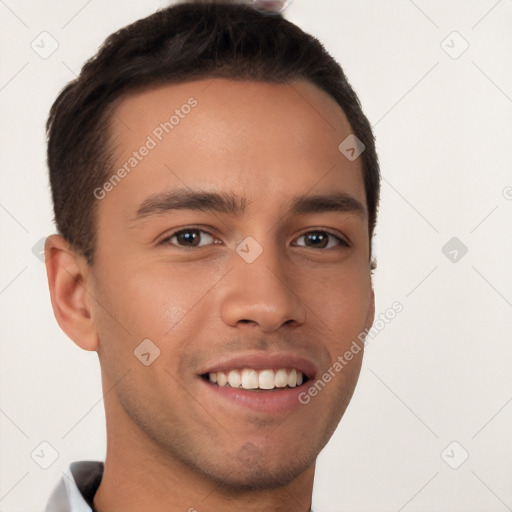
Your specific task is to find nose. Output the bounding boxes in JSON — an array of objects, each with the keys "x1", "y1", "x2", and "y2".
[{"x1": 219, "y1": 240, "x2": 307, "y2": 333}]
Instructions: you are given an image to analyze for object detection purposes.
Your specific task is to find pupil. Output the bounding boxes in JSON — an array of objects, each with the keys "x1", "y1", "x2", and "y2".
[
  {"x1": 179, "y1": 230, "x2": 199, "y2": 246},
  {"x1": 307, "y1": 232, "x2": 327, "y2": 248}
]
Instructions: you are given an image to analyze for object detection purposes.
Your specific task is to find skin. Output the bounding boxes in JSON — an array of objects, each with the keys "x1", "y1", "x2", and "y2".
[{"x1": 45, "y1": 78, "x2": 375, "y2": 512}]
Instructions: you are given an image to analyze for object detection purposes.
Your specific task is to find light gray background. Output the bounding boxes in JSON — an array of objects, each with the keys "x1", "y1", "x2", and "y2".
[{"x1": 1, "y1": 1, "x2": 511, "y2": 510}]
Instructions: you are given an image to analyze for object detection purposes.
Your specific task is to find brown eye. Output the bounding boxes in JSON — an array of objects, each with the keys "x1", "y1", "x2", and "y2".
[
  {"x1": 160, "y1": 228, "x2": 216, "y2": 248},
  {"x1": 294, "y1": 230, "x2": 348, "y2": 250}
]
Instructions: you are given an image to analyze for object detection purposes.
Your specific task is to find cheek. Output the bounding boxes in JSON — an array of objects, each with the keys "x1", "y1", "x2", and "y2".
[
  {"x1": 91, "y1": 264, "x2": 218, "y2": 388},
  {"x1": 300, "y1": 265, "x2": 372, "y2": 333},
  {"x1": 96, "y1": 262, "x2": 221, "y2": 342}
]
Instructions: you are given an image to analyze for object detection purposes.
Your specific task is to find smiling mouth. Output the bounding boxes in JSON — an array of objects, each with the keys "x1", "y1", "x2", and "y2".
[{"x1": 200, "y1": 368, "x2": 309, "y2": 391}]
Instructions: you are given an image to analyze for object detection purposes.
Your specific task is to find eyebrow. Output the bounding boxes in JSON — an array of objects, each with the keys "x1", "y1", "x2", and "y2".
[{"x1": 132, "y1": 188, "x2": 366, "y2": 221}]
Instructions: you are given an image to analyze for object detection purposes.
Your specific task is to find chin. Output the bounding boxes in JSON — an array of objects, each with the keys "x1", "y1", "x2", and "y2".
[{"x1": 206, "y1": 455, "x2": 314, "y2": 493}]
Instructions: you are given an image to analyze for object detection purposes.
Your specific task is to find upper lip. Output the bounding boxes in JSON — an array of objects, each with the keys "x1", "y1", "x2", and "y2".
[{"x1": 198, "y1": 351, "x2": 318, "y2": 381}]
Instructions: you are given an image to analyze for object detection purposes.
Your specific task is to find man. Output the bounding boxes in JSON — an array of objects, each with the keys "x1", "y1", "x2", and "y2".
[{"x1": 44, "y1": 0, "x2": 380, "y2": 510}]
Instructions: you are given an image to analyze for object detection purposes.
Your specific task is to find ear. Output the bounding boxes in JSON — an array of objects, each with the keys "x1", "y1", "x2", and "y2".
[
  {"x1": 44, "y1": 234, "x2": 99, "y2": 351},
  {"x1": 365, "y1": 287, "x2": 375, "y2": 332}
]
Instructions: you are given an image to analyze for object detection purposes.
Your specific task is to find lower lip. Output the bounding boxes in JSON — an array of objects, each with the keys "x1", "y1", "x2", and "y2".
[{"x1": 198, "y1": 377, "x2": 310, "y2": 414}]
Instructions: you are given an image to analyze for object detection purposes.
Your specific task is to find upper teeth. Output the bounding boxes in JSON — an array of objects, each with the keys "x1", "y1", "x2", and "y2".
[{"x1": 209, "y1": 368, "x2": 304, "y2": 390}]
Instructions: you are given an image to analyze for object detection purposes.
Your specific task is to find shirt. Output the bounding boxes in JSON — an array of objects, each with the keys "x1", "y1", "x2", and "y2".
[
  {"x1": 45, "y1": 461, "x2": 102, "y2": 512},
  {"x1": 45, "y1": 460, "x2": 314, "y2": 511}
]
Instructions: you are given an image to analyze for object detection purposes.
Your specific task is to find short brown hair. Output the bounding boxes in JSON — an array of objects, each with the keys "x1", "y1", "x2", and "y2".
[{"x1": 47, "y1": 1, "x2": 380, "y2": 266}]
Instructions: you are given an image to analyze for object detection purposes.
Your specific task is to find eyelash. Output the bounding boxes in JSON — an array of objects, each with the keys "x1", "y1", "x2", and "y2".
[{"x1": 158, "y1": 227, "x2": 350, "y2": 250}]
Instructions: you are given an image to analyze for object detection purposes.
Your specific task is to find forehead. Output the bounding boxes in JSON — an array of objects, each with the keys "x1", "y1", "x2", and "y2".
[{"x1": 101, "y1": 78, "x2": 366, "y2": 222}]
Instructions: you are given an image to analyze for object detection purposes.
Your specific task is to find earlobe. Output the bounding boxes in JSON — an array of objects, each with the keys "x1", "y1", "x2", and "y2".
[
  {"x1": 366, "y1": 288, "x2": 375, "y2": 331},
  {"x1": 44, "y1": 234, "x2": 99, "y2": 351}
]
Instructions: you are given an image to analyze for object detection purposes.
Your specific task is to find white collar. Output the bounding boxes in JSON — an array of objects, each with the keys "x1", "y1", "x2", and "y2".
[{"x1": 45, "y1": 461, "x2": 103, "y2": 512}]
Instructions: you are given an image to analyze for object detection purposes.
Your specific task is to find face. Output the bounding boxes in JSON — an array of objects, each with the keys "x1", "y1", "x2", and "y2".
[{"x1": 88, "y1": 78, "x2": 375, "y2": 489}]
